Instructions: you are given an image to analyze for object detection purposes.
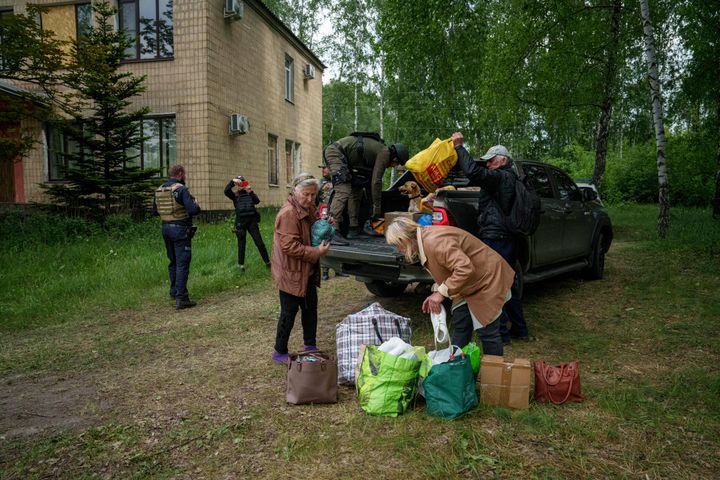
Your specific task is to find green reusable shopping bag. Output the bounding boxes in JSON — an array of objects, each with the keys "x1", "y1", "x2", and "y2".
[
  {"x1": 461, "y1": 342, "x2": 481, "y2": 377},
  {"x1": 423, "y1": 354, "x2": 478, "y2": 420},
  {"x1": 356, "y1": 345, "x2": 423, "y2": 417}
]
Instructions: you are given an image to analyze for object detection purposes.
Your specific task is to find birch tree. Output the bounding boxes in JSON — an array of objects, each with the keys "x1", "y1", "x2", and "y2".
[{"x1": 639, "y1": 0, "x2": 670, "y2": 238}]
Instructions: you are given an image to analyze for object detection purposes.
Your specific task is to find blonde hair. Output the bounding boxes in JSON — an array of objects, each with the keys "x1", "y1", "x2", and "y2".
[{"x1": 385, "y1": 217, "x2": 420, "y2": 262}]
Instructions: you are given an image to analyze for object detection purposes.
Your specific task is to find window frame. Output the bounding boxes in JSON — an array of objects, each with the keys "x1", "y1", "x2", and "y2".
[
  {"x1": 284, "y1": 140, "x2": 301, "y2": 185},
  {"x1": 75, "y1": 3, "x2": 92, "y2": 41},
  {"x1": 268, "y1": 134, "x2": 279, "y2": 186},
  {"x1": 125, "y1": 115, "x2": 176, "y2": 177},
  {"x1": 522, "y1": 163, "x2": 555, "y2": 200},
  {"x1": 284, "y1": 55, "x2": 294, "y2": 103},
  {"x1": 550, "y1": 167, "x2": 582, "y2": 202},
  {"x1": 119, "y1": 0, "x2": 174, "y2": 62},
  {"x1": 46, "y1": 124, "x2": 84, "y2": 182}
]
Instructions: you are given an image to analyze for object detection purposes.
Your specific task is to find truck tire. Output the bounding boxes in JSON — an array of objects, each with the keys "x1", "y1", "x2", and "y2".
[
  {"x1": 583, "y1": 233, "x2": 605, "y2": 280},
  {"x1": 365, "y1": 281, "x2": 408, "y2": 297}
]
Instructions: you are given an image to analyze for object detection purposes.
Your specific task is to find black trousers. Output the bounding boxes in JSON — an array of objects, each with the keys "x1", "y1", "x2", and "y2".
[
  {"x1": 483, "y1": 237, "x2": 529, "y2": 338},
  {"x1": 451, "y1": 304, "x2": 504, "y2": 356},
  {"x1": 236, "y1": 217, "x2": 269, "y2": 265},
  {"x1": 274, "y1": 278, "x2": 318, "y2": 354},
  {"x1": 162, "y1": 223, "x2": 192, "y2": 301}
]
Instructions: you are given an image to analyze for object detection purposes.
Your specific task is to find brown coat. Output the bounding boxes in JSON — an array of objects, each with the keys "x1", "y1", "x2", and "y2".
[
  {"x1": 271, "y1": 194, "x2": 322, "y2": 297},
  {"x1": 418, "y1": 226, "x2": 515, "y2": 326}
]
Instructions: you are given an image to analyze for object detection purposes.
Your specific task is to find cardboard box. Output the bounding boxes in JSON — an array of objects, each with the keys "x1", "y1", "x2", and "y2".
[
  {"x1": 479, "y1": 355, "x2": 531, "y2": 409},
  {"x1": 383, "y1": 211, "x2": 423, "y2": 234}
]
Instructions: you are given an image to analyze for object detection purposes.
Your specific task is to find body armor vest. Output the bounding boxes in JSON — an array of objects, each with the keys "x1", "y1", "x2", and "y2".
[{"x1": 155, "y1": 183, "x2": 189, "y2": 221}]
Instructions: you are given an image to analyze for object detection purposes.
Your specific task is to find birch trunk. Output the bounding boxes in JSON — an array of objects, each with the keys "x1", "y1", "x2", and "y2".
[{"x1": 640, "y1": 0, "x2": 670, "y2": 238}]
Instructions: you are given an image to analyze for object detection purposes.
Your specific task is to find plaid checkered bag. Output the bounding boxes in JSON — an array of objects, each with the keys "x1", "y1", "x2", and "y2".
[{"x1": 336, "y1": 302, "x2": 412, "y2": 385}]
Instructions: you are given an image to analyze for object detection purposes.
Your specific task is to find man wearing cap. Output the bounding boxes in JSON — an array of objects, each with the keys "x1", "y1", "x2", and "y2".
[
  {"x1": 450, "y1": 132, "x2": 530, "y2": 343},
  {"x1": 323, "y1": 133, "x2": 409, "y2": 244},
  {"x1": 224, "y1": 175, "x2": 270, "y2": 272}
]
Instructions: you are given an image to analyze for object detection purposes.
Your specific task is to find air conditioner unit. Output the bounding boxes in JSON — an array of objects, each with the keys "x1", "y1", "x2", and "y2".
[
  {"x1": 224, "y1": 0, "x2": 244, "y2": 21},
  {"x1": 229, "y1": 113, "x2": 249, "y2": 135},
  {"x1": 303, "y1": 64, "x2": 316, "y2": 79}
]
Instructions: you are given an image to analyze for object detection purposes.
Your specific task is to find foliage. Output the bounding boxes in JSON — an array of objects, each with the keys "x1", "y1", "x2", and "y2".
[
  {"x1": 0, "y1": 5, "x2": 64, "y2": 164},
  {"x1": 544, "y1": 132, "x2": 716, "y2": 207},
  {"x1": 42, "y1": 1, "x2": 157, "y2": 219}
]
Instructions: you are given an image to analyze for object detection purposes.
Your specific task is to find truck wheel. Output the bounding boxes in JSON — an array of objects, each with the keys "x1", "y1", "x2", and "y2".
[
  {"x1": 365, "y1": 281, "x2": 409, "y2": 297},
  {"x1": 583, "y1": 233, "x2": 605, "y2": 280}
]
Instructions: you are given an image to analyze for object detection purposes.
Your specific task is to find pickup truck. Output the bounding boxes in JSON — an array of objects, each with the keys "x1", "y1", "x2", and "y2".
[{"x1": 321, "y1": 160, "x2": 613, "y2": 297}]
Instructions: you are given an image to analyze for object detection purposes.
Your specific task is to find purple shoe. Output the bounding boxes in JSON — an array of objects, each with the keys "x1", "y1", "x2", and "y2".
[
  {"x1": 271, "y1": 351, "x2": 289, "y2": 364},
  {"x1": 303, "y1": 345, "x2": 318, "y2": 352}
]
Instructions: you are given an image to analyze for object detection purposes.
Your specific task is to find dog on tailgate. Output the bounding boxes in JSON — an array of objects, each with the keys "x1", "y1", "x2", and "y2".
[{"x1": 399, "y1": 181, "x2": 425, "y2": 213}]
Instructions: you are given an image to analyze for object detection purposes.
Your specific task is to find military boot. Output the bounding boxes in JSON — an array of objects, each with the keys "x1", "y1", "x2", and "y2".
[{"x1": 331, "y1": 231, "x2": 350, "y2": 246}]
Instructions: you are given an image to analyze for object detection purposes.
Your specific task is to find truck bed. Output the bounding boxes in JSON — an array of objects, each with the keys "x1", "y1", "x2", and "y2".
[{"x1": 322, "y1": 235, "x2": 432, "y2": 283}]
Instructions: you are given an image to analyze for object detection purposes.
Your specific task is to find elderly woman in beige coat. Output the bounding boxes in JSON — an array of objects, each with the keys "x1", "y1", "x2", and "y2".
[
  {"x1": 270, "y1": 173, "x2": 331, "y2": 364},
  {"x1": 386, "y1": 217, "x2": 515, "y2": 355}
]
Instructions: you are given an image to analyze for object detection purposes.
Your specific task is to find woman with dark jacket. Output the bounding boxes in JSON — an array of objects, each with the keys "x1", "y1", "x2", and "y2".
[
  {"x1": 270, "y1": 173, "x2": 331, "y2": 364},
  {"x1": 224, "y1": 176, "x2": 270, "y2": 271}
]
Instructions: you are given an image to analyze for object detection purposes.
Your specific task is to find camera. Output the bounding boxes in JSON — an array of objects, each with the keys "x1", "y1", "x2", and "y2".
[{"x1": 234, "y1": 176, "x2": 249, "y2": 188}]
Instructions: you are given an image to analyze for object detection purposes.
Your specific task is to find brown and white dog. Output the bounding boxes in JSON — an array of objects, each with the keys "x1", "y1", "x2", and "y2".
[{"x1": 399, "y1": 181, "x2": 424, "y2": 213}]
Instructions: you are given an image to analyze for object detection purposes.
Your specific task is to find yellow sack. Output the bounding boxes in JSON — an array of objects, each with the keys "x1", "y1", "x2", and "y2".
[{"x1": 404, "y1": 138, "x2": 458, "y2": 192}]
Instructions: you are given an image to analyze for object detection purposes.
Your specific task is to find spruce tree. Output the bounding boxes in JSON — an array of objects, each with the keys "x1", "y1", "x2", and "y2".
[{"x1": 44, "y1": 1, "x2": 157, "y2": 219}]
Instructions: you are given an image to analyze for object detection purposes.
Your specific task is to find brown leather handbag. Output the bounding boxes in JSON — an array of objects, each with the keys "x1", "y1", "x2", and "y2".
[
  {"x1": 286, "y1": 351, "x2": 338, "y2": 405},
  {"x1": 533, "y1": 360, "x2": 583, "y2": 405}
]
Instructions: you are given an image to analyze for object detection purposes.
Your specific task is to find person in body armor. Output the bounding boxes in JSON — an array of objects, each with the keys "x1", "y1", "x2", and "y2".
[
  {"x1": 324, "y1": 133, "x2": 409, "y2": 245},
  {"x1": 153, "y1": 165, "x2": 201, "y2": 310},
  {"x1": 451, "y1": 132, "x2": 529, "y2": 343},
  {"x1": 224, "y1": 175, "x2": 270, "y2": 272}
]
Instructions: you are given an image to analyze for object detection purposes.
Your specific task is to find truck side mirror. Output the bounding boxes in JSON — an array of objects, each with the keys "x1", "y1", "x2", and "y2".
[{"x1": 580, "y1": 187, "x2": 598, "y2": 202}]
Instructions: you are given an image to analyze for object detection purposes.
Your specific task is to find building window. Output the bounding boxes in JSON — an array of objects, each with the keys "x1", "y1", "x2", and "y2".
[
  {"x1": 119, "y1": 0, "x2": 173, "y2": 61},
  {"x1": 268, "y1": 135, "x2": 278, "y2": 185},
  {"x1": 125, "y1": 116, "x2": 176, "y2": 177},
  {"x1": 285, "y1": 140, "x2": 301, "y2": 184},
  {"x1": 0, "y1": 9, "x2": 14, "y2": 70},
  {"x1": 47, "y1": 125, "x2": 82, "y2": 181},
  {"x1": 284, "y1": 55, "x2": 294, "y2": 103},
  {"x1": 75, "y1": 3, "x2": 92, "y2": 40}
]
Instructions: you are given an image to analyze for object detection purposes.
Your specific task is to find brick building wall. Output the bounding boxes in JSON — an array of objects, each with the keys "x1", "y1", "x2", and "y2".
[{"x1": 1, "y1": 0, "x2": 323, "y2": 209}]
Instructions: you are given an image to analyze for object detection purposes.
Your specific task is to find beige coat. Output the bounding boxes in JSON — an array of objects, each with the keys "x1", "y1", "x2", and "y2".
[
  {"x1": 418, "y1": 226, "x2": 515, "y2": 326},
  {"x1": 271, "y1": 195, "x2": 321, "y2": 297}
]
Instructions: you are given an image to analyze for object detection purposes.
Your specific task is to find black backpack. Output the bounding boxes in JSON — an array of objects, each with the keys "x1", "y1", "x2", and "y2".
[
  {"x1": 350, "y1": 132, "x2": 385, "y2": 171},
  {"x1": 505, "y1": 173, "x2": 542, "y2": 236},
  {"x1": 350, "y1": 132, "x2": 384, "y2": 144}
]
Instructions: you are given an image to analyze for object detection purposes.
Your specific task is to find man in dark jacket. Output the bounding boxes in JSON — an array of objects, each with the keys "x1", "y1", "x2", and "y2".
[
  {"x1": 324, "y1": 134, "x2": 408, "y2": 244},
  {"x1": 224, "y1": 176, "x2": 270, "y2": 271},
  {"x1": 153, "y1": 165, "x2": 201, "y2": 310},
  {"x1": 451, "y1": 132, "x2": 529, "y2": 342}
]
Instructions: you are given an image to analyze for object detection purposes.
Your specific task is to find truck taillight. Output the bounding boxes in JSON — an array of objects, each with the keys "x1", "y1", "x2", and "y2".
[{"x1": 432, "y1": 207, "x2": 451, "y2": 225}]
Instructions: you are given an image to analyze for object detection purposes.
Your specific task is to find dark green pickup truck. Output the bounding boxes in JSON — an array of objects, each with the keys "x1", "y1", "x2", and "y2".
[{"x1": 321, "y1": 160, "x2": 613, "y2": 297}]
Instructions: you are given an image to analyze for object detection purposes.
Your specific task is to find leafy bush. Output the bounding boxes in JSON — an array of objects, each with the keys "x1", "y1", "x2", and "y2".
[
  {"x1": 544, "y1": 143, "x2": 596, "y2": 180},
  {"x1": 542, "y1": 133, "x2": 717, "y2": 207}
]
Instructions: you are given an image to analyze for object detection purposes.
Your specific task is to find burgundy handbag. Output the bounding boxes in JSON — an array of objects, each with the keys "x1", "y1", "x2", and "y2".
[
  {"x1": 286, "y1": 350, "x2": 338, "y2": 405},
  {"x1": 534, "y1": 360, "x2": 583, "y2": 405}
]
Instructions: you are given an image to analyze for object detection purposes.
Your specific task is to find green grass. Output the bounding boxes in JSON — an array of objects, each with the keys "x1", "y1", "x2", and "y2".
[
  {"x1": 0, "y1": 208, "x2": 277, "y2": 333},
  {"x1": 1, "y1": 204, "x2": 719, "y2": 479}
]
